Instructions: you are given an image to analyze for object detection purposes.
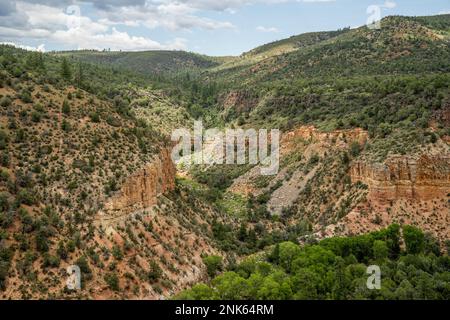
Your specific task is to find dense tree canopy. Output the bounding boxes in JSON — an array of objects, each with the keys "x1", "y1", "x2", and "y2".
[{"x1": 176, "y1": 225, "x2": 450, "y2": 300}]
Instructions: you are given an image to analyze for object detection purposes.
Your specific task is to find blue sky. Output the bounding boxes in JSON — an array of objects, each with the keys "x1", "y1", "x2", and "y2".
[{"x1": 0, "y1": 0, "x2": 449, "y2": 56}]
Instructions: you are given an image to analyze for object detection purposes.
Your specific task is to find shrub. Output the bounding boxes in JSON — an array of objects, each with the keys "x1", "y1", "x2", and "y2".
[
  {"x1": 0, "y1": 193, "x2": 9, "y2": 212},
  {"x1": 20, "y1": 90, "x2": 32, "y2": 103},
  {"x1": 203, "y1": 255, "x2": 223, "y2": 277},
  {"x1": 57, "y1": 241, "x2": 68, "y2": 260},
  {"x1": 35, "y1": 228, "x2": 50, "y2": 252},
  {"x1": 0, "y1": 130, "x2": 8, "y2": 150},
  {"x1": 61, "y1": 119, "x2": 71, "y2": 132},
  {"x1": 0, "y1": 96, "x2": 12, "y2": 107},
  {"x1": 112, "y1": 245, "x2": 123, "y2": 261},
  {"x1": 104, "y1": 273, "x2": 120, "y2": 291},
  {"x1": 42, "y1": 253, "x2": 60, "y2": 268},
  {"x1": 17, "y1": 189, "x2": 35, "y2": 205},
  {"x1": 31, "y1": 111, "x2": 41, "y2": 123},
  {"x1": 89, "y1": 112, "x2": 100, "y2": 123},
  {"x1": 350, "y1": 141, "x2": 361, "y2": 157},
  {"x1": 148, "y1": 260, "x2": 163, "y2": 282},
  {"x1": 76, "y1": 256, "x2": 92, "y2": 274}
]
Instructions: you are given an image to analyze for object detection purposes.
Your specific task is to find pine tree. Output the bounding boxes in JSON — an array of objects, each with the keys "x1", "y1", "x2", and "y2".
[
  {"x1": 37, "y1": 52, "x2": 45, "y2": 69},
  {"x1": 61, "y1": 57, "x2": 72, "y2": 81},
  {"x1": 62, "y1": 99, "x2": 71, "y2": 115},
  {"x1": 75, "y1": 62, "x2": 83, "y2": 88}
]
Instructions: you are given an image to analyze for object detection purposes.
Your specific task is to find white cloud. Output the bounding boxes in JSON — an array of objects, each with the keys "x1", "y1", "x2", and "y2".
[
  {"x1": 0, "y1": 0, "x2": 336, "y2": 51},
  {"x1": 256, "y1": 26, "x2": 279, "y2": 33},
  {"x1": 383, "y1": 1, "x2": 397, "y2": 9},
  {"x1": 52, "y1": 27, "x2": 187, "y2": 51},
  {"x1": 299, "y1": 0, "x2": 336, "y2": 3},
  {"x1": 0, "y1": 2, "x2": 189, "y2": 51},
  {"x1": 97, "y1": 2, "x2": 236, "y2": 31},
  {"x1": 0, "y1": 41, "x2": 46, "y2": 52},
  {"x1": 439, "y1": 10, "x2": 450, "y2": 15}
]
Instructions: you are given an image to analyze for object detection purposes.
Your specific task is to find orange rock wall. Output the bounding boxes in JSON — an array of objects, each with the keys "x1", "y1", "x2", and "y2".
[
  {"x1": 102, "y1": 147, "x2": 176, "y2": 216},
  {"x1": 350, "y1": 155, "x2": 450, "y2": 201}
]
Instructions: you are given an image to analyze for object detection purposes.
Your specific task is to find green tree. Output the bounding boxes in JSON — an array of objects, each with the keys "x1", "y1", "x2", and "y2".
[
  {"x1": 203, "y1": 255, "x2": 223, "y2": 277},
  {"x1": 62, "y1": 99, "x2": 71, "y2": 115},
  {"x1": 112, "y1": 245, "x2": 123, "y2": 261},
  {"x1": 278, "y1": 242, "x2": 301, "y2": 273},
  {"x1": 212, "y1": 272, "x2": 248, "y2": 299},
  {"x1": 35, "y1": 228, "x2": 49, "y2": 252},
  {"x1": 268, "y1": 243, "x2": 280, "y2": 264},
  {"x1": 61, "y1": 119, "x2": 71, "y2": 132},
  {"x1": 373, "y1": 240, "x2": 389, "y2": 261},
  {"x1": 238, "y1": 223, "x2": 247, "y2": 241},
  {"x1": 331, "y1": 257, "x2": 350, "y2": 300},
  {"x1": 57, "y1": 241, "x2": 68, "y2": 260},
  {"x1": 75, "y1": 62, "x2": 84, "y2": 88},
  {"x1": 403, "y1": 225, "x2": 425, "y2": 255},
  {"x1": 61, "y1": 57, "x2": 72, "y2": 81},
  {"x1": 175, "y1": 283, "x2": 216, "y2": 300}
]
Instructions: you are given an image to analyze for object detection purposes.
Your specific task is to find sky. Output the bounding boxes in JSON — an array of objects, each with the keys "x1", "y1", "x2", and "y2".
[{"x1": 0, "y1": 0, "x2": 449, "y2": 56}]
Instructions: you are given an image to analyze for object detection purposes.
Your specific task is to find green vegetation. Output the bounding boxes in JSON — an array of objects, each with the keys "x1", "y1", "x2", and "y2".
[
  {"x1": 0, "y1": 13, "x2": 449, "y2": 300},
  {"x1": 203, "y1": 255, "x2": 223, "y2": 277},
  {"x1": 176, "y1": 225, "x2": 450, "y2": 300},
  {"x1": 105, "y1": 273, "x2": 120, "y2": 291},
  {"x1": 58, "y1": 50, "x2": 221, "y2": 77}
]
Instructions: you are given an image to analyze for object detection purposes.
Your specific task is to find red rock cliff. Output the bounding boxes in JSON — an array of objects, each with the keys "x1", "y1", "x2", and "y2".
[
  {"x1": 101, "y1": 147, "x2": 176, "y2": 217},
  {"x1": 350, "y1": 154, "x2": 450, "y2": 201}
]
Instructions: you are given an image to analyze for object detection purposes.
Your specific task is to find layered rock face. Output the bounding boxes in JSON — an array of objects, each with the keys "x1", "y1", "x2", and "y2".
[
  {"x1": 283, "y1": 126, "x2": 368, "y2": 144},
  {"x1": 101, "y1": 147, "x2": 176, "y2": 217},
  {"x1": 350, "y1": 154, "x2": 450, "y2": 201},
  {"x1": 281, "y1": 126, "x2": 368, "y2": 154}
]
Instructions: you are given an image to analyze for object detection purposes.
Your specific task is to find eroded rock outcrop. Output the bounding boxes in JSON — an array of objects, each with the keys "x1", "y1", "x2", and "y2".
[
  {"x1": 100, "y1": 147, "x2": 176, "y2": 218},
  {"x1": 283, "y1": 126, "x2": 368, "y2": 144},
  {"x1": 350, "y1": 154, "x2": 450, "y2": 201},
  {"x1": 281, "y1": 126, "x2": 368, "y2": 154}
]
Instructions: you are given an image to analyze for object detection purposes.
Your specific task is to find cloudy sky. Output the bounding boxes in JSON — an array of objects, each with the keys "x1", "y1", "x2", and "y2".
[{"x1": 0, "y1": 0, "x2": 449, "y2": 56}]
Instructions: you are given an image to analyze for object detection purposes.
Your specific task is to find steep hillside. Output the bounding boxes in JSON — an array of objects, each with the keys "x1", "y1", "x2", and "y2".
[
  {"x1": 209, "y1": 30, "x2": 349, "y2": 74},
  {"x1": 205, "y1": 15, "x2": 450, "y2": 86},
  {"x1": 0, "y1": 13, "x2": 449, "y2": 301},
  {"x1": 184, "y1": 15, "x2": 450, "y2": 250},
  {"x1": 0, "y1": 45, "x2": 233, "y2": 299}
]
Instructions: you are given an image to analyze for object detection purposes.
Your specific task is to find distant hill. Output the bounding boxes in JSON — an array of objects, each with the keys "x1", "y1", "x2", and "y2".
[
  {"x1": 245, "y1": 29, "x2": 350, "y2": 58},
  {"x1": 205, "y1": 14, "x2": 450, "y2": 86},
  {"x1": 55, "y1": 50, "x2": 225, "y2": 76}
]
